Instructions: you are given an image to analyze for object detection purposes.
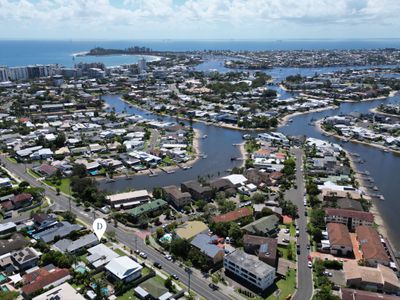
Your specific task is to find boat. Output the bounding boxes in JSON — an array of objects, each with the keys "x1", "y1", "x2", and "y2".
[
  {"x1": 149, "y1": 174, "x2": 158, "y2": 177},
  {"x1": 202, "y1": 134, "x2": 208, "y2": 139},
  {"x1": 242, "y1": 134, "x2": 252, "y2": 140}
]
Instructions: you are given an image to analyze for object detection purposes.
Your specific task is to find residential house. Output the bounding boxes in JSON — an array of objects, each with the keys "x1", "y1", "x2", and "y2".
[
  {"x1": 52, "y1": 233, "x2": 99, "y2": 254},
  {"x1": 213, "y1": 207, "x2": 253, "y2": 224},
  {"x1": 209, "y1": 178, "x2": 236, "y2": 196},
  {"x1": 33, "y1": 282, "x2": 85, "y2": 300},
  {"x1": 340, "y1": 288, "x2": 400, "y2": 300},
  {"x1": 327, "y1": 223, "x2": 353, "y2": 256},
  {"x1": 0, "y1": 233, "x2": 29, "y2": 255},
  {"x1": 0, "y1": 222, "x2": 17, "y2": 236},
  {"x1": 336, "y1": 198, "x2": 363, "y2": 211},
  {"x1": 33, "y1": 213, "x2": 58, "y2": 231},
  {"x1": 0, "y1": 177, "x2": 12, "y2": 189},
  {"x1": 243, "y1": 234, "x2": 278, "y2": 267},
  {"x1": 356, "y1": 225, "x2": 390, "y2": 267},
  {"x1": 344, "y1": 261, "x2": 400, "y2": 294},
  {"x1": 224, "y1": 250, "x2": 276, "y2": 291},
  {"x1": 128, "y1": 199, "x2": 168, "y2": 219},
  {"x1": 162, "y1": 185, "x2": 192, "y2": 208},
  {"x1": 36, "y1": 164, "x2": 58, "y2": 178},
  {"x1": 242, "y1": 215, "x2": 280, "y2": 237},
  {"x1": 175, "y1": 221, "x2": 208, "y2": 240},
  {"x1": 1, "y1": 193, "x2": 33, "y2": 211},
  {"x1": 325, "y1": 208, "x2": 374, "y2": 231},
  {"x1": 181, "y1": 180, "x2": 213, "y2": 201},
  {"x1": 22, "y1": 266, "x2": 71, "y2": 297},
  {"x1": 87, "y1": 244, "x2": 120, "y2": 269},
  {"x1": 105, "y1": 256, "x2": 143, "y2": 283},
  {"x1": 11, "y1": 247, "x2": 41, "y2": 271},
  {"x1": 33, "y1": 221, "x2": 82, "y2": 243},
  {"x1": 190, "y1": 234, "x2": 225, "y2": 265}
]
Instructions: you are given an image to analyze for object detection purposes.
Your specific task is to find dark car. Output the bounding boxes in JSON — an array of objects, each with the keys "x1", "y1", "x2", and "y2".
[
  {"x1": 209, "y1": 283, "x2": 219, "y2": 290},
  {"x1": 171, "y1": 274, "x2": 179, "y2": 280},
  {"x1": 153, "y1": 262, "x2": 162, "y2": 269}
]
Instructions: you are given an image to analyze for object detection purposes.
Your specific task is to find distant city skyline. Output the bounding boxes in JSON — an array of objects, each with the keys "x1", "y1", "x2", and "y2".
[{"x1": 0, "y1": 0, "x2": 399, "y2": 40}]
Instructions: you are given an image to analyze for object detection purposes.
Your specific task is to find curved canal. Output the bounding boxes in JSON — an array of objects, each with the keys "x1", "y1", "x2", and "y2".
[{"x1": 100, "y1": 70, "x2": 400, "y2": 251}]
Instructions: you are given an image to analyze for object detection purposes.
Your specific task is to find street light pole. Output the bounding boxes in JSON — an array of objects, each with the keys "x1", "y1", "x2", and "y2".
[{"x1": 185, "y1": 267, "x2": 192, "y2": 296}]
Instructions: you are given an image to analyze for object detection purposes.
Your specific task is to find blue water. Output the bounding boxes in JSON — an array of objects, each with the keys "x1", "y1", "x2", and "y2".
[{"x1": 1, "y1": 39, "x2": 400, "y2": 67}]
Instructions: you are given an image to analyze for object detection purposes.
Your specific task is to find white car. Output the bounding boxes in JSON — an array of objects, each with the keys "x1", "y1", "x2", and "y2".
[
  {"x1": 139, "y1": 252, "x2": 147, "y2": 259},
  {"x1": 308, "y1": 261, "x2": 313, "y2": 268},
  {"x1": 165, "y1": 254, "x2": 172, "y2": 261}
]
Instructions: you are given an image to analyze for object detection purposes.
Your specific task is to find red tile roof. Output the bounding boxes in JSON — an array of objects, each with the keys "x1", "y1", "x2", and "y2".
[
  {"x1": 12, "y1": 193, "x2": 32, "y2": 203},
  {"x1": 327, "y1": 223, "x2": 352, "y2": 247},
  {"x1": 213, "y1": 207, "x2": 252, "y2": 223},
  {"x1": 325, "y1": 208, "x2": 374, "y2": 222},
  {"x1": 356, "y1": 225, "x2": 390, "y2": 262},
  {"x1": 22, "y1": 268, "x2": 70, "y2": 295}
]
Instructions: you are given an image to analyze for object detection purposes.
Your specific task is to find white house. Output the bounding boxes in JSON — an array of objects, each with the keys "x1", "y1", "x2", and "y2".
[{"x1": 105, "y1": 256, "x2": 143, "y2": 283}]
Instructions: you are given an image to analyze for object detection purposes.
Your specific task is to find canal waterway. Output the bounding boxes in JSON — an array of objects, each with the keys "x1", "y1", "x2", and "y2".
[{"x1": 100, "y1": 63, "x2": 400, "y2": 251}]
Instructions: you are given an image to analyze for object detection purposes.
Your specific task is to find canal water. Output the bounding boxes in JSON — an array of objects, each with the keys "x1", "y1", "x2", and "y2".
[{"x1": 100, "y1": 64, "x2": 400, "y2": 251}]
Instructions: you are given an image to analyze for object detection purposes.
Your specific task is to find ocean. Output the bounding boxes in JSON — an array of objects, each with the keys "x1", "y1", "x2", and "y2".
[{"x1": 1, "y1": 39, "x2": 400, "y2": 67}]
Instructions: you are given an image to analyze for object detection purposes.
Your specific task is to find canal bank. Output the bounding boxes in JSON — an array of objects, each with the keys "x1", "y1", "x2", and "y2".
[
  {"x1": 100, "y1": 77, "x2": 400, "y2": 252},
  {"x1": 99, "y1": 94, "x2": 246, "y2": 192},
  {"x1": 278, "y1": 93, "x2": 400, "y2": 252}
]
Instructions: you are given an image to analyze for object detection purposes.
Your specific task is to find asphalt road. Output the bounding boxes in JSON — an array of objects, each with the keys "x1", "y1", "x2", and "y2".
[
  {"x1": 0, "y1": 156, "x2": 230, "y2": 300},
  {"x1": 290, "y1": 148, "x2": 313, "y2": 300}
]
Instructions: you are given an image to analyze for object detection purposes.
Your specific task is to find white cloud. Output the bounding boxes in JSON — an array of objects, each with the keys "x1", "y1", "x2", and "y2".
[{"x1": 0, "y1": 0, "x2": 398, "y2": 38}]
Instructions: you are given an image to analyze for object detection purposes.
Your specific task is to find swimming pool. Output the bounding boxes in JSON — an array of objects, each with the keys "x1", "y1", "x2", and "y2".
[{"x1": 0, "y1": 274, "x2": 7, "y2": 283}]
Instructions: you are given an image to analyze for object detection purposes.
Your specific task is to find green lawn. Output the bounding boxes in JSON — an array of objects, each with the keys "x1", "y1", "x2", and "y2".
[
  {"x1": 6, "y1": 157, "x2": 17, "y2": 164},
  {"x1": 289, "y1": 223, "x2": 296, "y2": 237},
  {"x1": 266, "y1": 269, "x2": 296, "y2": 300},
  {"x1": 114, "y1": 248, "x2": 127, "y2": 256},
  {"x1": 116, "y1": 289, "x2": 137, "y2": 300},
  {"x1": 44, "y1": 178, "x2": 72, "y2": 194},
  {"x1": 28, "y1": 168, "x2": 41, "y2": 178}
]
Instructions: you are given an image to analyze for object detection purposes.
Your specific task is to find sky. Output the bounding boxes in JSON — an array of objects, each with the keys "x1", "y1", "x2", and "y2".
[{"x1": 0, "y1": 0, "x2": 399, "y2": 40}]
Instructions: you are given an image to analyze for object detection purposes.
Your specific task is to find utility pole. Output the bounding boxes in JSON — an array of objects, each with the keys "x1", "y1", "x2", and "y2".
[{"x1": 185, "y1": 267, "x2": 192, "y2": 296}]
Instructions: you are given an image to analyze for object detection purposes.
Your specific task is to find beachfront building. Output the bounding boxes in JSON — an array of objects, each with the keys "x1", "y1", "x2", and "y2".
[
  {"x1": 325, "y1": 208, "x2": 374, "y2": 231},
  {"x1": 224, "y1": 250, "x2": 276, "y2": 290},
  {"x1": 162, "y1": 185, "x2": 192, "y2": 208},
  {"x1": 106, "y1": 190, "x2": 150, "y2": 209}
]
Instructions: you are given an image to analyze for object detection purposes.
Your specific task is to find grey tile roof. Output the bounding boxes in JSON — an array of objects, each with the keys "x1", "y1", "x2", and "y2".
[
  {"x1": 34, "y1": 222, "x2": 82, "y2": 243},
  {"x1": 190, "y1": 233, "x2": 223, "y2": 258}
]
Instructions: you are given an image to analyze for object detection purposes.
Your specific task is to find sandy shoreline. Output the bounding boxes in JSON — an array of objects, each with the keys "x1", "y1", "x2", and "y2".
[
  {"x1": 314, "y1": 120, "x2": 390, "y2": 240},
  {"x1": 315, "y1": 119, "x2": 400, "y2": 155},
  {"x1": 278, "y1": 105, "x2": 337, "y2": 127},
  {"x1": 370, "y1": 107, "x2": 400, "y2": 118}
]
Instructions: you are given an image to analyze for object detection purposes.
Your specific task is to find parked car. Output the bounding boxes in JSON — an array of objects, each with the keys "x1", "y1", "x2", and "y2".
[
  {"x1": 308, "y1": 261, "x2": 313, "y2": 268},
  {"x1": 139, "y1": 252, "x2": 147, "y2": 259},
  {"x1": 323, "y1": 271, "x2": 333, "y2": 277},
  {"x1": 171, "y1": 274, "x2": 179, "y2": 280},
  {"x1": 154, "y1": 262, "x2": 162, "y2": 269}
]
